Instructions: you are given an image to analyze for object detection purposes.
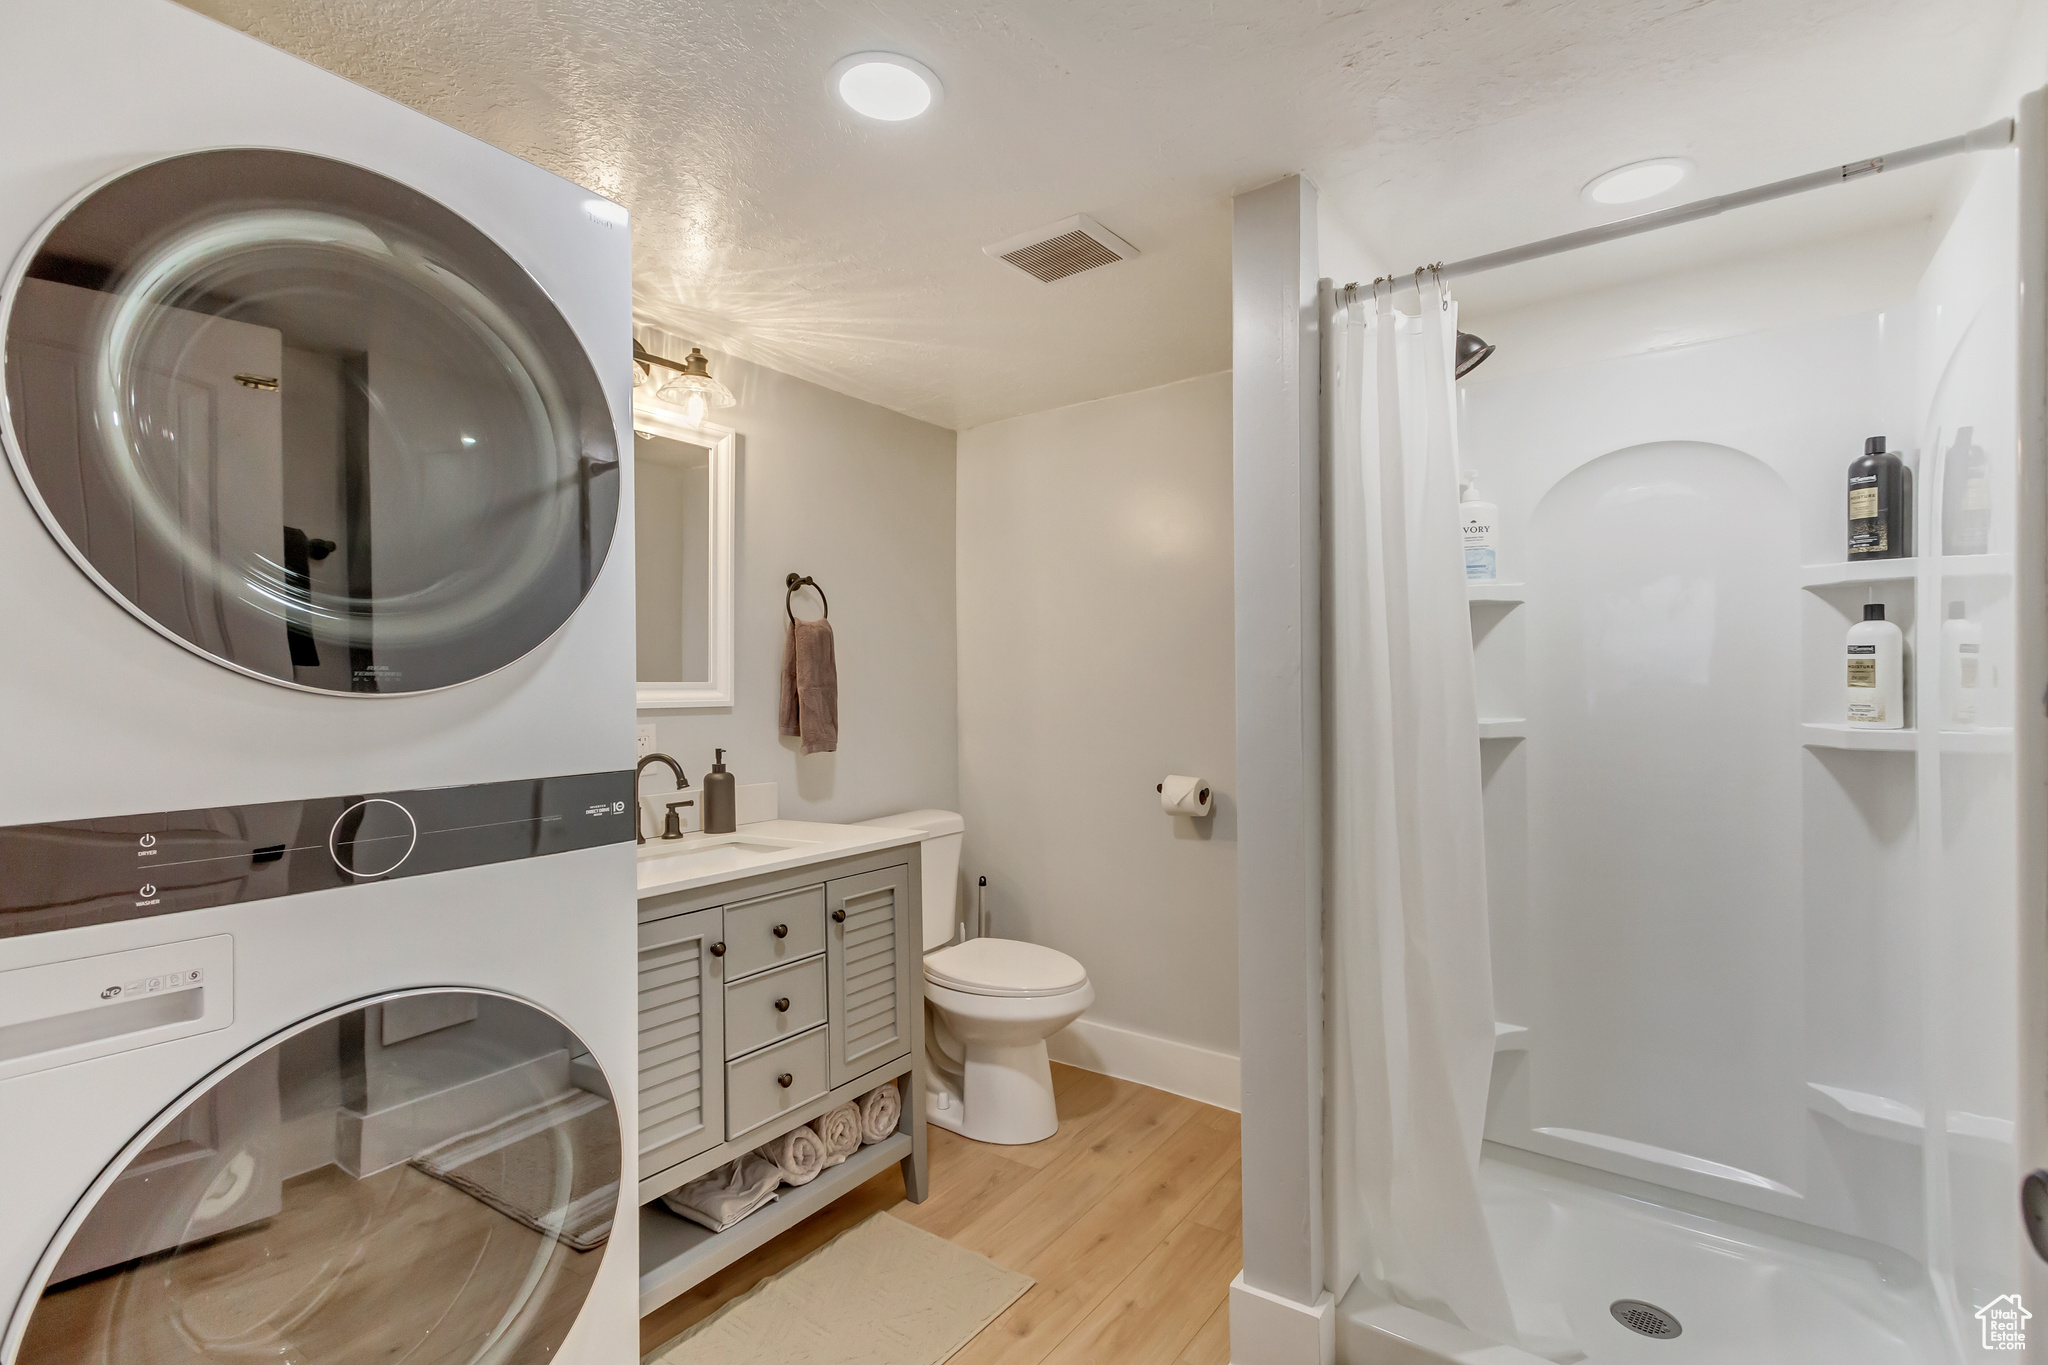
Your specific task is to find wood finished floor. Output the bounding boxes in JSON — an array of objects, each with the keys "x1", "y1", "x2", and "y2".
[{"x1": 640, "y1": 1063, "x2": 1240, "y2": 1364}]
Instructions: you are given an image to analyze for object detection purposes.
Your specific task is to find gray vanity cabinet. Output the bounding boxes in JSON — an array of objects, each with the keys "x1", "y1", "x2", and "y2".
[
  {"x1": 825, "y1": 865, "x2": 915, "y2": 1089},
  {"x1": 637, "y1": 905, "x2": 725, "y2": 1178},
  {"x1": 635, "y1": 845, "x2": 927, "y2": 1208},
  {"x1": 637, "y1": 845, "x2": 929, "y2": 1321}
]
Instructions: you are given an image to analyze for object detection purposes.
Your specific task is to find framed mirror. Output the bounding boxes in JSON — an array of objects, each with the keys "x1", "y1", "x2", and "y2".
[{"x1": 633, "y1": 398, "x2": 734, "y2": 708}]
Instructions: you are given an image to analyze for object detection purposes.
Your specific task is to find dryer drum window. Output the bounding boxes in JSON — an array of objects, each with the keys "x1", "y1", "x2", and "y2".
[
  {"x1": 1, "y1": 149, "x2": 619, "y2": 694},
  {"x1": 11, "y1": 991, "x2": 620, "y2": 1364}
]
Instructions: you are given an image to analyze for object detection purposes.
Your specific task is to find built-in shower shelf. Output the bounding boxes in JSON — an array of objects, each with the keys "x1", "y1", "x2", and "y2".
[
  {"x1": 1801, "y1": 723, "x2": 1916, "y2": 751},
  {"x1": 1806, "y1": 1082, "x2": 2014, "y2": 1148},
  {"x1": 1942, "y1": 727, "x2": 2015, "y2": 754},
  {"x1": 1799, "y1": 723, "x2": 2013, "y2": 753},
  {"x1": 1800, "y1": 560, "x2": 1916, "y2": 588},
  {"x1": 1799, "y1": 554, "x2": 2012, "y2": 590},
  {"x1": 1467, "y1": 581, "x2": 1526, "y2": 605},
  {"x1": 1478, "y1": 718, "x2": 1527, "y2": 741}
]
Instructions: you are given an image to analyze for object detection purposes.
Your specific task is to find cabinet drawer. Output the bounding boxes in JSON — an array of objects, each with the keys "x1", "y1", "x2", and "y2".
[
  {"x1": 726, "y1": 956, "x2": 827, "y2": 1059},
  {"x1": 723, "y1": 885, "x2": 825, "y2": 980},
  {"x1": 725, "y1": 1026, "x2": 829, "y2": 1140}
]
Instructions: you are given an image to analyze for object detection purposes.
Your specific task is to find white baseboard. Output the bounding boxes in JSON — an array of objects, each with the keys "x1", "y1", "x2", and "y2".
[
  {"x1": 1231, "y1": 1274, "x2": 1335, "y2": 1365},
  {"x1": 1048, "y1": 1015, "x2": 1240, "y2": 1112},
  {"x1": 337, "y1": 1048, "x2": 570, "y2": 1176}
]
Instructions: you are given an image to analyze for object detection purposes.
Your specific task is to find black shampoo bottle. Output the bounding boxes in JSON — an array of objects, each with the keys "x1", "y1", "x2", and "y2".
[{"x1": 1848, "y1": 436, "x2": 1909, "y2": 560}]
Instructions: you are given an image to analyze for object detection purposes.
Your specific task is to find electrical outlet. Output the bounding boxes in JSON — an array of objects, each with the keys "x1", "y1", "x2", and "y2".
[{"x1": 636, "y1": 723, "x2": 657, "y2": 758}]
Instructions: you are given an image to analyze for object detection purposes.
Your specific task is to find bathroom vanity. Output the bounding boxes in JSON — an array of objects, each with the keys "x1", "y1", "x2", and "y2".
[{"x1": 633, "y1": 815, "x2": 928, "y2": 1318}]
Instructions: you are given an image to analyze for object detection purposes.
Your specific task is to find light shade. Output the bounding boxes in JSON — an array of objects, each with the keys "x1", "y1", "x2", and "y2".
[
  {"x1": 1582, "y1": 157, "x2": 1693, "y2": 206},
  {"x1": 651, "y1": 346, "x2": 735, "y2": 424},
  {"x1": 832, "y1": 52, "x2": 941, "y2": 121}
]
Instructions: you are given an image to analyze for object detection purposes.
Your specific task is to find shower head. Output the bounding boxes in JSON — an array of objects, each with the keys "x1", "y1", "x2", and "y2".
[{"x1": 1455, "y1": 331, "x2": 1496, "y2": 378}]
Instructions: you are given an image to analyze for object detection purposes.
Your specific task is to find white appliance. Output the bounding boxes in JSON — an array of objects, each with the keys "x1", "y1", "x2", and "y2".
[
  {"x1": 0, "y1": 3, "x2": 638, "y2": 1362},
  {"x1": 862, "y1": 810, "x2": 1093, "y2": 1144}
]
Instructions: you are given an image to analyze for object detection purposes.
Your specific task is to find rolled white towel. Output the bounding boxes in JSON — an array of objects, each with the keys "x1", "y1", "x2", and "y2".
[
  {"x1": 758, "y1": 1122, "x2": 827, "y2": 1186},
  {"x1": 858, "y1": 1081, "x2": 901, "y2": 1145},
  {"x1": 659, "y1": 1155, "x2": 781, "y2": 1233},
  {"x1": 815, "y1": 1103, "x2": 862, "y2": 1167}
]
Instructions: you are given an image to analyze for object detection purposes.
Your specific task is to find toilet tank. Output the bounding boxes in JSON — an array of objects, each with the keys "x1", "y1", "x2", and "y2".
[{"x1": 856, "y1": 809, "x2": 964, "y2": 951}]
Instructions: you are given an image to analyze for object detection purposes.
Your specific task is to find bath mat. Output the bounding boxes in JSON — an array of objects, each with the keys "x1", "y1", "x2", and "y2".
[
  {"x1": 644, "y1": 1212, "x2": 1031, "y2": 1365},
  {"x1": 410, "y1": 1089, "x2": 619, "y2": 1250}
]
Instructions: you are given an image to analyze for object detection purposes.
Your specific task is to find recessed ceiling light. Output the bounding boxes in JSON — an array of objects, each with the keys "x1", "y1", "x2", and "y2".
[
  {"x1": 831, "y1": 52, "x2": 941, "y2": 121},
  {"x1": 1582, "y1": 157, "x2": 1694, "y2": 206}
]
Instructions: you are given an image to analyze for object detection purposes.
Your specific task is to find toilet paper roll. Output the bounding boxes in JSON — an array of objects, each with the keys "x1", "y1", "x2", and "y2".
[{"x1": 1159, "y1": 775, "x2": 1212, "y2": 817}]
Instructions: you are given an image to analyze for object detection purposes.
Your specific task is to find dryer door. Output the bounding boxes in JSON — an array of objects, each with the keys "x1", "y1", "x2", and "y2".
[
  {"x1": 7, "y1": 990, "x2": 621, "y2": 1365},
  {"x1": 1, "y1": 149, "x2": 619, "y2": 694}
]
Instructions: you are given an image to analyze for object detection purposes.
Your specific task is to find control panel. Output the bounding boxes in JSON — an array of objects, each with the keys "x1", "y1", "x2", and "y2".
[{"x1": 0, "y1": 771, "x2": 634, "y2": 939}]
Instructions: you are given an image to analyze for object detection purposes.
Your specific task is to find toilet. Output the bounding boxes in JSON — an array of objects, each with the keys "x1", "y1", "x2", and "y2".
[{"x1": 859, "y1": 810, "x2": 1092, "y2": 1144}]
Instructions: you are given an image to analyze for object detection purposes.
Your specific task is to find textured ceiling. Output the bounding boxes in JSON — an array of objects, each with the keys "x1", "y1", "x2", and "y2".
[{"x1": 178, "y1": 0, "x2": 2030, "y2": 429}]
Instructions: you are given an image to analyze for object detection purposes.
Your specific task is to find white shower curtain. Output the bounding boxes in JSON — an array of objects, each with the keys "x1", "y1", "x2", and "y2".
[{"x1": 1322, "y1": 276, "x2": 1517, "y2": 1342}]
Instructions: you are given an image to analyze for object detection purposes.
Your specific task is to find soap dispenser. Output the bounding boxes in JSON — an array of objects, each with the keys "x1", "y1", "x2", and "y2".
[{"x1": 703, "y1": 749, "x2": 737, "y2": 834}]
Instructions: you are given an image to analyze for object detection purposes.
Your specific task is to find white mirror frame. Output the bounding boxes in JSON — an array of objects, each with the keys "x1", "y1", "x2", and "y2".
[{"x1": 632, "y1": 397, "x2": 736, "y2": 709}]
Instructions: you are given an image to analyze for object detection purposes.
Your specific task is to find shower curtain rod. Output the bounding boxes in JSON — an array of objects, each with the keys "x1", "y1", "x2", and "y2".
[{"x1": 1341, "y1": 117, "x2": 2016, "y2": 302}]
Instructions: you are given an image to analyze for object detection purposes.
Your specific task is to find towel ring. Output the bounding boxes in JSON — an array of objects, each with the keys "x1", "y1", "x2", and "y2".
[{"x1": 786, "y1": 573, "x2": 828, "y2": 624}]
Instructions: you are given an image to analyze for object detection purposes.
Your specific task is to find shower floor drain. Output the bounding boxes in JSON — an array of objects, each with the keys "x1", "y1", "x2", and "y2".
[{"x1": 1611, "y1": 1299, "x2": 1683, "y2": 1339}]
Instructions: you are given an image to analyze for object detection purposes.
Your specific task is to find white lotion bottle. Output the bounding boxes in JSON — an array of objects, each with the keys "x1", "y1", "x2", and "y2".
[
  {"x1": 1942, "y1": 600, "x2": 1981, "y2": 730},
  {"x1": 1846, "y1": 602, "x2": 1905, "y2": 729},
  {"x1": 1460, "y1": 472, "x2": 1498, "y2": 582}
]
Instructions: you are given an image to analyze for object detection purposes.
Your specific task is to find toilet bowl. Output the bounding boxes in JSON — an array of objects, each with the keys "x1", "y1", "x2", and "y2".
[
  {"x1": 923, "y1": 937, "x2": 1093, "y2": 1144},
  {"x1": 858, "y1": 809, "x2": 1093, "y2": 1146}
]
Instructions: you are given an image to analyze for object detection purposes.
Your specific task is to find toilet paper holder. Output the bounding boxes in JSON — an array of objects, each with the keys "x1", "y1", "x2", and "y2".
[{"x1": 1157, "y1": 776, "x2": 1212, "y2": 817}]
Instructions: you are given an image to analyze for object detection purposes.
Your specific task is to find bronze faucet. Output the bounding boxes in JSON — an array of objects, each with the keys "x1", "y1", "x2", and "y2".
[{"x1": 635, "y1": 753, "x2": 688, "y2": 844}]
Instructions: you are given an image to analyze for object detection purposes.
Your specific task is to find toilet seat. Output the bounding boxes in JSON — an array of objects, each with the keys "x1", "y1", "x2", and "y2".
[{"x1": 924, "y1": 937, "x2": 1087, "y2": 998}]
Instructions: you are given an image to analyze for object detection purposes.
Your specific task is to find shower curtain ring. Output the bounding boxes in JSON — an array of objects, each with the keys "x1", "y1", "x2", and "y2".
[{"x1": 1430, "y1": 262, "x2": 1450, "y2": 309}]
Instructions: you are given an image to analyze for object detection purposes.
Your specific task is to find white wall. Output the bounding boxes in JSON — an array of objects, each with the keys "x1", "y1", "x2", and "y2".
[
  {"x1": 1460, "y1": 220, "x2": 1932, "y2": 384},
  {"x1": 956, "y1": 371, "x2": 1240, "y2": 1108},
  {"x1": 635, "y1": 328, "x2": 959, "y2": 824}
]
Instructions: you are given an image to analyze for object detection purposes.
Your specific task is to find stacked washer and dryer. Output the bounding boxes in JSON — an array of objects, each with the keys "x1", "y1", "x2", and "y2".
[{"x1": 0, "y1": 4, "x2": 639, "y2": 1363}]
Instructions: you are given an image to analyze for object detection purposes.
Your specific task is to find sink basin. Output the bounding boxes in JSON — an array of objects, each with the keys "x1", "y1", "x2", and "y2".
[{"x1": 637, "y1": 833, "x2": 815, "y2": 885}]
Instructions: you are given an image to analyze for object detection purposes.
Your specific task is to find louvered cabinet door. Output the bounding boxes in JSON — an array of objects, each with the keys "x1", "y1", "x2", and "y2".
[
  {"x1": 825, "y1": 865, "x2": 915, "y2": 1088},
  {"x1": 637, "y1": 905, "x2": 725, "y2": 1182}
]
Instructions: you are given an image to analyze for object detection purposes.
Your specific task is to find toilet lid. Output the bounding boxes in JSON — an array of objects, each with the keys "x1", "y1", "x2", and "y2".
[{"x1": 925, "y1": 938, "x2": 1087, "y2": 998}]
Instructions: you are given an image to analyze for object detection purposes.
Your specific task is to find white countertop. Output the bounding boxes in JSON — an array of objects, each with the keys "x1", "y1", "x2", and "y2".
[{"x1": 636, "y1": 819, "x2": 922, "y2": 899}]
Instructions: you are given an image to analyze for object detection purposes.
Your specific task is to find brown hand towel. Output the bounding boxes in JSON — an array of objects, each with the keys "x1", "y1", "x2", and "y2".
[{"x1": 779, "y1": 618, "x2": 838, "y2": 754}]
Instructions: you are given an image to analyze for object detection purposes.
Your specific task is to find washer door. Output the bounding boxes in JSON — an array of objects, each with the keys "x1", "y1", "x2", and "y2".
[
  {"x1": 10, "y1": 991, "x2": 620, "y2": 1365},
  {"x1": 1, "y1": 149, "x2": 619, "y2": 694}
]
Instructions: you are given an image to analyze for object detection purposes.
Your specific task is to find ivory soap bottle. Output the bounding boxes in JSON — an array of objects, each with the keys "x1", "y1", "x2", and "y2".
[
  {"x1": 1942, "y1": 601, "x2": 1981, "y2": 730},
  {"x1": 1846, "y1": 603, "x2": 1905, "y2": 729},
  {"x1": 1459, "y1": 472, "x2": 1498, "y2": 582}
]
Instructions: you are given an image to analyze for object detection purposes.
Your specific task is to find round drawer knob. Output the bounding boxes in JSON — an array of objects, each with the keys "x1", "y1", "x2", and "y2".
[
  {"x1": 777, "y1": 1073, "x2": 794, "y2": 1088},
  {"x1": 831, "y1": 909, "x2": 846, "y2": 923},
  {"x1": 773, "y1": 923, "x2": 789, "y2": 938},
  {"x1": 774, "y1": 997, "x2": 791, "y2": 1012},
  {"x1": 709, "y1": 942, "x2": 726, "y2": 957}
]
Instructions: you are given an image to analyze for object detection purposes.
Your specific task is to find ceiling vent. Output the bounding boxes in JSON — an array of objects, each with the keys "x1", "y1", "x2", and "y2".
[{"x1": 984, "y1": 214, "x2": 1137, "y2": 283}]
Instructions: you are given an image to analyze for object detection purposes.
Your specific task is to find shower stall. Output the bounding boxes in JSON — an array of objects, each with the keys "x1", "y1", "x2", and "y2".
[{"x1": 1292, "y1": 92, "x2": 2048, "y2": 1365}]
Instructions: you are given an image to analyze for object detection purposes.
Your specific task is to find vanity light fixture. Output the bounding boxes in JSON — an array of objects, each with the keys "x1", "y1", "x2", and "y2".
[
  {"x1": 634, "y1": 340, "x2": 735, "y2": 424},
  {"x1": 1581, "y1": 157, "x2": 1693, "y2": 206},
  {"x1": 831, "y1": 52, "x2": 941, "y2": 121}
]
